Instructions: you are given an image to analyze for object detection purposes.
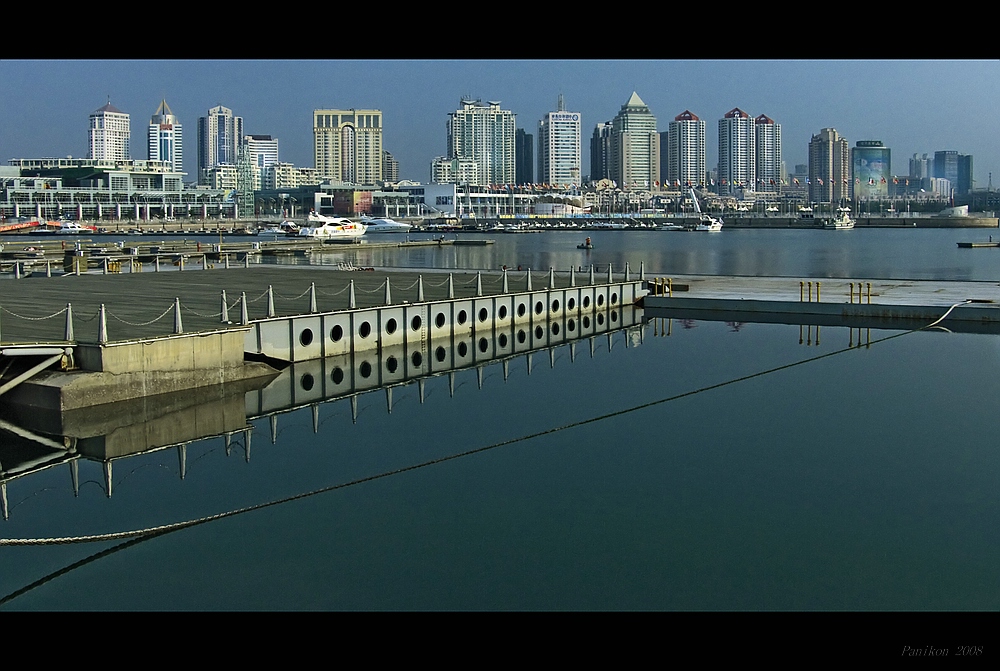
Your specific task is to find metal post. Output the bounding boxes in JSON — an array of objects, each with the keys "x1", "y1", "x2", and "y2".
[
  {"x1": 800, "y1": 281, "x2": 804, "y2": 302},
  {"x1": 225, "y1": 254, "x2": 230, "y2": 270},
  {"x1": 817, "y1": 281, "x2": 821, "y2": 302},
  {"x1": 173, "y1": 297, "x2": 183, "y2": 334},
  {"x1": 867, "y1": 282, "x2": 872, "y2": 304},
  {"x1": 569, "y1": 266, "x2": 576, "y2": 288},
  {"x1": 349, "y1": 280, "x2": 356, "y2": 308},
  {"x1": 589, "y1": 264, "x2": 595, "y2": 285},
  {"x1": 64, "y1": 303, "x2": 74, "y2": 341},
  {"x1": 98, "y1": 304, "x2": 108, "y2": 344},
  {"x1": 526, "y1": 268, "x2": 533, "y2": 292},
  {"x1": 608, "y1": 263, "x2": 613, "y2": 284},
  {"x1": 476, "y1": 272, "x2": 483, "y2": 296},
  {"x1": 202, "y1": 254, "x2": 209, "y2": 270},
  {"x1": 46, "y1": 260, "x2": 51, "y2": 278},
  {"x1": 417, "y1": 275, "x2": 425, "y2": 302},
  {"x1": 221, "y1": 290, "x2": 230, "y2": 323},
  {"x1": 155, "y1": 255, "x2": 160, "y2": 272},
  {"x1": 102, "y1": 257, "x2": 108, "y2": 275},
  {"x1": 244, "y1": 253, "x2": 250, "y2": 269},
  {"x1": 240, "y1": 292, "x2": 249, "y2": 325},
  {"x1": 624, "y1": 262, "x2": 630, "y2": 282},
  {"x1": 448, "y1": 274, "x2": 454, "y2": 299},
  {"x1": 639, "y1": 261, "x2": 645, "y2": 281},
  {"x1": 179, "y1": 256, "x2": 184, "y2": 272},
  {"x1": 309, "y1": 283, "x2": 318, "y2": 313},
  {"x1": 548, "y1": 267, "x2": 555, "y2": 289},
  {"x1": 384, "y1": 277, "x2": 392, "y2": 305},
  {"x1": 267, "y1": 285, "x2": 275, "y2": 317}
]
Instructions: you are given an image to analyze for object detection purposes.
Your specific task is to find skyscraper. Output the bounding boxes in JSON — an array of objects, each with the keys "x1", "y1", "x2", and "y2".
[
  {"x1": 590, "y1": 122, "x2": 613, "y2": 183},
  {"x1": 808, "y1": 128, "x2": 849, "y2": 203},
  {"x1": 852, "y1": 140, "x2": 891, "y2": 199},
  {"x1": 609, "y1": 92, "x2": 659, "y2": 190},
  {"x1": 538, "y1": 95, "x2": 581, "y2": 187},
  {"x1": 754, "y1": 114, "x2": 781, "y2": 193},
  {"x1": 89, "y1": 101, "x2": 130, "y2": 162},
  {"x1": 718, "y1": 108, "x2": 755, "y2": 195},
  {"x1": 446, "y1": 99, "x2": 515, "y2": 186},
  {"x1": 313, "y1": 108, "x2": 383, "y2": 185},
  {"x1": 243, "y1": 135, "x2": 279, "y2": 190},
  {"x1": 667, "y1": 110, "x2": 706, "y2": 189},
  {"x1": 198, "y1": 105, "x2": 243, "y2": 185},
  {"x1": 515, "y1": 128, "x2": 533, "y2": 185},
  {"x1": 147, "y1": 100, "x2": 182, "y2": 173}
]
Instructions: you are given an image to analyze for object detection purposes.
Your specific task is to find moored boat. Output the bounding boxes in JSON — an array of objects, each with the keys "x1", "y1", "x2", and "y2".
[
  {"x1": 823, "y1": 207, "x2": 855, "y2": 230},
  {"x1": 360, "y1": 215, "x2": 412, "y2": 234},
  {"x1": 298, "y1": 212, "x2": 367, "y2": 239}
]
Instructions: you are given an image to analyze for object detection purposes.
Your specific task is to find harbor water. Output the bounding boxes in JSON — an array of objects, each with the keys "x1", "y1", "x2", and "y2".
[{"x1": 1, "y1": 227, "x2": 999, "y2": 610}]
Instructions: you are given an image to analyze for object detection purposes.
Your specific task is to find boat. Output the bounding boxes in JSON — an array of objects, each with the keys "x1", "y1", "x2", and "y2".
[
  {"x1": 658, "y1": 222, "x2": 685, "y2": 231},
  {"x1": 577, "y1": 237, "x2": 594, "y2": 250},
  {"x1": 297, "y1": 212, "x2": 367, "y2": 239},
  {"x1": 33, "y1": 220, "x2": 96, "y2": 235},
  {"x1": 360, "y1": 215, "x2": 412, "y2": 234},
  {"x1": 823, "y1": 207, "x2": 855, "y2": 230},
  {"x1": 687, "y1": 188, "x2": 723, "y2": 231}
]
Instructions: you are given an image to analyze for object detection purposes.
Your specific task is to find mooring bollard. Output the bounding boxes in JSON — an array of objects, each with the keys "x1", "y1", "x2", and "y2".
[
  {"x1": 173, "y1": 297, "x2": 183, "y2": 334},
  {"x1": 240, "y1": 292, "x2": 249, "y2": 325},
  {"x1": 548, "y1": 267, "x2": 555, "y2": 289},
  {"x1": 477, "y1": 271, "x2": 483, "y2": 296},
  {"x1": 569, "y1": 266, "x2": 575, "y2": 288},
  {"x1": 624, "y1": 262, "x2": 630, "y2": 282},
  {"x1": 639, "y1": 261, "x2": 645, "y2": 281},
  {"x1": 155, "y1": 255, "x2": 160, "y2": 272},
  {"x1": 526, "y1": 268, "x2": 533, "y2": 292},
  {"x1": 589, "y1": 265, "x2": 595, "y2": 286},
  {"x1": 384, "y1": 277, "x2": 392, "y2": 305},
  {"x1": 349, "y1": 280, "x2": 357, "y2": 308},
  {"x1": 244, "y1": 253, "x2": 250, "y2": 269},
  {"x1": 418, "y1": 275, "x2": 425, "y2": 302},
  {"x1": 64, "y1": 303, "x2": 74, "y2": 341},
  {"x1": 309, "y1": 283, "x2": 317, "y2": 313},
  {"x1": 447, "y1": 274, "x2": 454, "y2": 299},
  {"x1": 608, "y1": 263, "x2": 613, "y2": 284},
  {"x1": 98, "y1": 304, "x2": 108, "y2": 344},
  {"x1": 221, "y1": 290, "x2": 230, "y2": 323},
  {"x1": 501, "y1": 269, "x2": 508, "y2": 294},
  {"x1": 266, "y1": 285, "x2": 275, "y2": 317}
]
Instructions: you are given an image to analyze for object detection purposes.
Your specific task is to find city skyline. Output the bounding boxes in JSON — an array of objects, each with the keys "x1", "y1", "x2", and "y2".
[{"x1": 2, "y1": 59, "x2": 997, "y2": 190}]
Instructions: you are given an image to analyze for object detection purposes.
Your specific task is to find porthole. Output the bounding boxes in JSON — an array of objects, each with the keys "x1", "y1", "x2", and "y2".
[
  {"x1": 478, "y1": 337, "x2": 489, "y2": 352},
  {"x1": 551, "y1": 322, "x2": 560, "y2": 335},
  {"x1": 498, "y1": 333, "x2": 508, "y2": 348},
  {"x1": 331, "y1": 367, "x2": 344, "y2": 385},
  {"x1": 568, "y1": 318, "x2": 576, "y2": 332},
  {"x1": 611, "y1": 310, "x2": 618, "y2": 322},
  {"x1": 611, "y1": 292, "x2": 619, "y2": 305},
  {"x1": 517, "y1": 329, "x2": 526, "y2": 343},
  {"x1": 551, "y1": 299, "x2": 560, "y2": 312},
  {"x1": 385, "y1": 318, "x2": 397, "y2": 335},
  {"x1": 583, "y1": 295, "x2": 591, "y2": 308},
  {"x1": 457, "y1": 309, "x2": 468, "y2": 325},
  {"x1": 300, "y1": 373, "x2": 314, "y2": 391},
  {"x1": 299, "y1": 328, "x2": 314, "y2": 347},
  {"x1": 386, "y1": 356, "x2": 398, "y2": 374},
  {"x1": 458, "y1": 341, "x2": 468, "y2": 357},
  {"x1": 331, "y1": 324, "x2": 344, "y2": 342},
  {"x1": 534, "y1": 325, "x2": 544, "y2": 339},
  {"x1": 479, "y1": 307, "x2": 489, "y2": 322},
  {"x1": 411, "y1": 351, "x2": 423, "y2": 367},
  {"x1": 359, "y1": 361, "x2": 373, "y2": 378},
  {"x1": 411, "y1": 315, "x2": 422, "y2": 331},
  {"x1": 435, "y1": 346, "x2": 447, "y2": 362},
  {"x1": 517, "y1": 303, "x2": 526, "y2": 317},
  {"x1": 597, "y1": 294, "x2": 605, "y2": 307},
  {"x1": 597, "y1": 313, "x2": 605, "y2": 326},
  {"x1": 435, "y1": 312, "x2": 446, "y2": 328},
  {"x1": 534, "y1": 301, "x2": 544, "y2": 315},
  {"x1": 583, "y1": 316, "x2": 591, "y2": 328},
  {"x1": 568, "y1": 297, "x2": 576, "y2": 310},
  {"x1": 498, "y1": 305, "x2": 508, "y2": 319},
  {"x1": 359, "y1": 321, "x2": 372, "y2": 338}
]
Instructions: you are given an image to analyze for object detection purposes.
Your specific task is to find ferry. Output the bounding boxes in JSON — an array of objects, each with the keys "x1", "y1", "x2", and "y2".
[
  {"x1": 823, "y1": 207, "x2": 855, "y2": 230},
  {"x1": 297, "y1": 212, "x2": 367, "y2": 239}
]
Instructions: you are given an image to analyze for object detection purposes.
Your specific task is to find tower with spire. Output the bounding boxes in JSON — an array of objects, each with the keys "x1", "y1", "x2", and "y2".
[
  {"x1": 609, "y1": 91, "x2": 659, "y2": 190},
  {"x1": 148, "y1": 99, "x2": 183, "y2": 174}
]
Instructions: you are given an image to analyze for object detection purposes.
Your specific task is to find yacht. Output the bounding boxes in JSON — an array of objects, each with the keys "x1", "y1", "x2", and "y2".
[
  {"x1": 687, "y1": 188, "x2": 723, "y2": 231},
  {"x1": 297, "y1": 212, "x2": 367, "y2": 239},
  {"x1": 360, "y1": 215, "x2": 412, "y2": 234}
]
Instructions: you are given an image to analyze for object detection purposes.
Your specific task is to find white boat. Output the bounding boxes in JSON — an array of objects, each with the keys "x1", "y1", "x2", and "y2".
[
  {"x1": 823, "y1": 208, "x2": 855, "y2": 230},
  {"x1": 33, "y1": 220, "x2": 96, "y2": 235},
  {"x1": 687, "y1": 188, "x2": 723, "y2": 231},
  {"x1": 360, "y1": 215, "x2": 412, "y2": 234},
  {"x1": 658, "y1": 222, "x2": 685, "y2": 231},
  {"x1": 297, "y1": 212, "x2": 367, "y2": 239}
]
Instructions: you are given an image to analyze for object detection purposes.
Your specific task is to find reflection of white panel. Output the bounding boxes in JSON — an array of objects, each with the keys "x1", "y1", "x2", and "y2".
[
  {"x1": 353, "y1": 351, "x2": 380, "y2": 392},
  {"x1": 564, "y1": 315, "x2": 580, "y2": 339},
  {"x1": 512, "y1": 325, "x2": 531, "y2": 353},
  {"x1": 494, "y1": 323, "x2": 514, "y2": 357},
  {"x1": 548, "y1": 315, "x2": 566, "y2": 346},
  {"x1": 291, "y1": 359, "x2": 325, "y2": 404},
  {"x1": 430, "y1": 340, "x2": 453, "y2": 371},
  {"x1": 529, "y1": 321, "x2": 548, "y2": 349},
  {"x1": 579, "y1": 313, "x2": 595, "y2": 337},
  {"x1": 259, "y1": 366, "x2": 294, "y2": 413},
  {"x1": 381, "y1": 343, "x2": 407, "y2": 385},
  {"x1": 290, "y1": 316, "x2": 323, "y2": 361},
  {"x1": 454, "y1": 336, "x2": 474, "y2": 367},
  {"x1": 473, "y1": 333, "x2": 495, "y2": 361},
  {"x1": 325, "y1": 353, "x2": 353, "y2": 398}
]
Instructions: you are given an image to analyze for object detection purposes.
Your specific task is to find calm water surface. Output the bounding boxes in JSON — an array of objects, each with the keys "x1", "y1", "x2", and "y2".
[{"x1": 1, "y1": 228, "x2": 999, "y2": 610}]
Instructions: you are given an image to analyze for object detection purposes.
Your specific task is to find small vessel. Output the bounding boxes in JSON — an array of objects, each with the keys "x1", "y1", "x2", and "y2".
[
  {"x1": 687, "y1": 188, "x2": 723, "y2": 231},
  {"x1": 298, "y1": 212, "x2": 367, "y2": 239},
  {"x1": 658, "y1": 222, "x2": 685, "y2": 231},
  {"x1": 34, "y1": 220, "x2": 96, "y2": 235},
  {"x1": 360, "y1": 215, "x2": 412, "y2": 234},
  {"x1": 577, "y1": 237, "x2": 594, "y2": 250},
  {"x1": 823, "y1": 207, "x2": 855, "y2": 230}
]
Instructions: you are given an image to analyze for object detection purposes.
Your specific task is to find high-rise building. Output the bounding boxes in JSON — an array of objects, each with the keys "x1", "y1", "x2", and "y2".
[
  {"x1": 910, "y1": 153, "x2": 932, "y2": 180},
  {"x1": 718, "y1": 108, "x2": 755, "y2": 195},
  {"x1": 808, "y1": 128, "x2": 850, "y2": 203},
  {"x1": 958, "y1": 154, "x2": 973, "y2": 195},
  {"x1": 515, "y1": 129, "x2": 533, "y2": 185},
  {"x1": 242, "y1": 135, "x2": 278, "y2": 190},
  {"x1": 934, "y1": 150, "x2": 974, "y2": 194},
  {"x1": 445, "y1": 99, "x2": 515, "y2": 186},
  {"x1": 609, "y1": 92, "x2": 659, "y2": 190},
  {"x1": 590, "y1": 122, "x2": 613, "y2": 184},
  {"x1": 147, "y1": 99, "x2": 182, "y2": 174},
  {"x1": 89, "y1": 101, "x2": 131, "y2": 162},
  {"x1": 198, "y1": 105, "x2": 243, "y2": 185},
  {"x1": 667, "y1": 110, "x2": 706, "y2": 189},
  {"x1": 383, "y1": 150, "x2": 400, "y2": 183},
  {"x1": 538, "y1": 95, "x2": 581, "y2": 187},
  {"x1": 754, "y1": 114, "x2": 781, "y2": 193},
  {"x1": 313, "y1": 108, "x2": 383, "y2": 185},
  {"x1": 852, "y1": 140, "x2": 891, "y2": 200}
]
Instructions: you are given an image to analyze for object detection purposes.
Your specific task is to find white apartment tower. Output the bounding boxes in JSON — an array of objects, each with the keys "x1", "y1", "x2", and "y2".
[
  {"x1": 718, "y1": 108, "x2": 755, "y2": 195},
  {"x1": 610, "y1": 92, "x2": 659, "y2": 190},
  {"x1": 243, "y1": 135, "x2": 279, "y2": 190},
  {"x1": 754, "y1": 114, "x2": 781, "y2": 193},
  {"x1": 313, "y1": 109, "x2": 383, "y2": 185},
  {"x1": 808, "y1": 128, "x2": 850, "y2": 203},
  {"x1": 198, "y1": 105, "x2": 243, "y2": 185},
  {"x1": 147, "y1": 99, "x2": 183, "y2": 174},
  {"x1": 538, "y1": 95, "x2": 581, "y2": 187},
  {"x1": 446, "y1": 99, "x2": 516, "y2": 186},
  {"x1": 89, "y1": 101, "x2": 131, "y2": 162},
  {"x1": 667, "y1": 110, "x2": 706, "y2": 189}
]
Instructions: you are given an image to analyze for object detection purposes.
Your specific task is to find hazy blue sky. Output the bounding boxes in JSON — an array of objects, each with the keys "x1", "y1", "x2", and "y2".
[{"x1": 2, "y1": 60, "x2": 996, "y2": 188}]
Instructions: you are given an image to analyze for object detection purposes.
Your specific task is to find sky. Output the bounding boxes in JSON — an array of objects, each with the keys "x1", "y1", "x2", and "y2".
[{"x1": 1, "y1": 59, "x2": 997, "y2": 189}]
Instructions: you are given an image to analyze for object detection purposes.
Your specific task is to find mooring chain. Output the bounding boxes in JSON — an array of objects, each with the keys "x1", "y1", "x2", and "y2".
[
  {"x1": 105, "y1": 305, "x2": 174, "y2": 327},
  {"x1": 316, "y1": 285, "x2": 350, "y2": 297},
  {"x1": 0, "y1": 306, "x2": 68, "y2": 321}
]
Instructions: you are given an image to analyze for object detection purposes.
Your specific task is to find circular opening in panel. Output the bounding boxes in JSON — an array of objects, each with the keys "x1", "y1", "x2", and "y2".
[
  {"x1": 583, "y1": 316, "x2": 591, "y2": 328},
  {"x1": 385, "y1": 318, "x2": 397, "y2": 335},
  {"x1": 458, "y1": 310, "x2": 468, "y2": 325},
  {"x1": 551, "y1": 323, "x2": 560, "y2": 335},
  {"x1": 299, "y1": 328, "x2": 314, "y2": 347},
  {"x1": 300, "y1": 373, "x2": 314, "y2": 391},
  {"x1": 597, "y1": 313, "x2": 605, "y2": 326},
  {"x1": 568, "y1": 297, "x2": 576, "y2": 310},
  {"x1": 359, "y1": 321, "x2": 372, "y2": 338},
  {"x1": 331, "y1": 367, "x2": 344, "y2": 385},
  {"x1": 611, "y1": 292, "x2": 619, "y2": 305},
  {"x1": 435, "y1": 346, "x2": 447, "y2": 362},
  {"x1": 411, "y1": 315, "x2": 422, "y2": 331},
  {"x1": 498, "y1": 305, "x2": 508, "y2": 320},
  {"x1": 435, "y1": 312, "x2": 446, "y2": 328},
  {"x1": 411, "y1": 351, "x2": 423, "y2": 367},
  {"x1": 551, "y1": 299, "x2": 560, "y2": 313},
  {"x1": 478, "y1": 307, "x2": 489, "y2": 323},
  {"x1": 359, "y1": 361, "x2": 373, "y2": 378},
  {"x1": 517, "y1": 329, "x2": 526, "y2": 344},
  {"x1": 517, "y1": 303, "x2": 526, "y2": 317},
  {"x1": 331, "y1": 325, "x2": 344, "y2": 342},
  {"x1": 478, "y1": 337, "x2": 489, "y2": 353},
  {"x1": 458, "y1": 341, "x2": 469, "y2": 357},
  {"x1": 498, "y1": 333, "x2": 508, "y2": 348},
  {"x1": 583, "y1": 296, "x2": 591, "y2": 308},
  {"x1": 611, "y1": 310, "x2": 619, "y2": 322},
  {"x1": 534, "y1": 325, "x2": 544, "y2": 339},
  {"x1": 386, "y1": 356, "x2": 398, "y2": 374},
  {"x1": 568, "y1": 318, "x2": 576, "y2": 332},
  {"x1": 597, "y1": 294, "x2": 605, "y2": 307}
]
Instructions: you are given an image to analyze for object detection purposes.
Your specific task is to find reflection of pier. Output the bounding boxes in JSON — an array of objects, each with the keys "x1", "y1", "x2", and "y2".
[{"x1": 0, "y1": 306, "x2": 643, "y2": 517}]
